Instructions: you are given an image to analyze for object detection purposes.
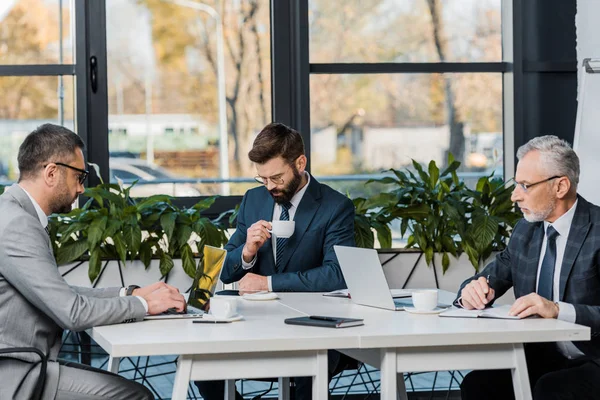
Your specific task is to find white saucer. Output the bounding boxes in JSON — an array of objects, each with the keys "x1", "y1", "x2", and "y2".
[
  {"x1": 242, "y1": 292, "x2": 280, "y2": 301},
  {"x1": 202, "y1": 314, "x2": 244, "y2": 322},
  {"x1": 404, "y1": 306, "x2": 446, "y2": 315}
]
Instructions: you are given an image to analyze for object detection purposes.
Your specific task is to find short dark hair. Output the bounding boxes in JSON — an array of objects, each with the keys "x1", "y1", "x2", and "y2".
[
  {"x1": 248, "y1": 123, "x2": 305, "y2": 165},
  {"x1": 17, "y1": 123, "x2": 85, "y2": 182}
]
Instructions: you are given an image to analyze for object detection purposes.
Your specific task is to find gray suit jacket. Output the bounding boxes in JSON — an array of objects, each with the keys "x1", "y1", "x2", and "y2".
[
  {"x1": 0, "y1": 184, "x2": 146, "y2": 400},
  {"x1": 456, "y1": 195, "x2": 600, "y2": 358}
]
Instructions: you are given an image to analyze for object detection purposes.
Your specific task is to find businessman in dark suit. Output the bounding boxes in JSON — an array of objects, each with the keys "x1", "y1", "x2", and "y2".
[
  {"x1": 196, "y1": 122, "x2": 355, "y2": 399},
  {"x1": 457, "y1": 135, "x2": 600, "y2": 400}
]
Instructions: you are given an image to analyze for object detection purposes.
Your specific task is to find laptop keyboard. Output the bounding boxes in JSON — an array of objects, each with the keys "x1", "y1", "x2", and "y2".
[
  {"x1": 163, "y1": 305, "x2": 204, "y2": 315},
  {"x1": 393, "y1": 298, "x2": 413, "y2": 308}
]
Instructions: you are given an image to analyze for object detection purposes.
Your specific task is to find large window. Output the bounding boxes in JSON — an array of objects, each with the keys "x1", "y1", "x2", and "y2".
[
  {"x1": 1, "y1": 0, "x2": 518, "y2": 220},
  {"x1": 308, "y1": 0, "x2": 505, "y2": 199},
  {"x1": 105, "y1": 0, "x2": 271, "y2": 197},
  {"x1": 0, "y1": 0, "x2": 75, "y2": 183}
]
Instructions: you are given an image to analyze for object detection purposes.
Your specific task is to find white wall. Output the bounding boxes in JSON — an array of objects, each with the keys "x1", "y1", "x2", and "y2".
[{"x1": 576, "y1": 0, "x2": 600, "y2": 84}]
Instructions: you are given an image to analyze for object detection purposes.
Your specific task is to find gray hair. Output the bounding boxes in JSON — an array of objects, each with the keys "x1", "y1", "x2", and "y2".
[{"x1": 516, "y1": 135, "x2": 580, "y2": 189}]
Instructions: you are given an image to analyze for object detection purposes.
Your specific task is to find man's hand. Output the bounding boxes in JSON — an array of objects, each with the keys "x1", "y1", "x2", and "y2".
[
  {"x1": 239, "y1": 272, "x2": 268, "y2": 294},
  {"x1": 142, "y1": 285, "x2": 187, "y2": 315},
  {"x1": 509, "y1": 293, "x2": 559, "y2": 319},
  {"x1": 460, "y1": 276, "x2": 495, "y2": 310},
  {"x1": 242, "y1": 220, "x2": 272, "y2": 262},
  {"x1": 132, "y1": 282, "x2": 179, "y2": 297}
]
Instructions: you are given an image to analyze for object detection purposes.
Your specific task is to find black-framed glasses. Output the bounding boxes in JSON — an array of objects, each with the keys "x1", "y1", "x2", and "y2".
[
  {"x1": 515, "y1": 175, "x2": 561, "y2": 193},
  {"x1": 45, "y1": 162, "x2": 89, "y2": 185}
]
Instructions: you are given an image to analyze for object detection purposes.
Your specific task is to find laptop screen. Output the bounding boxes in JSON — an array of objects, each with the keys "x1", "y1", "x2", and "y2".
[{"x1": 188, "y1": 245, "x2": 227, "y2": 310}]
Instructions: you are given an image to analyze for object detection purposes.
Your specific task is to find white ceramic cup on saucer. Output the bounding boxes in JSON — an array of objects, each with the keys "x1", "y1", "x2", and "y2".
[
  {"x1": 268, "y1": 220, "x2": 295, "y2": 238},
  {"x1": 412, "y1": 289, "x2": 438, "y2": 312},
  {"x1": 210, "y1": 296, "x2": 238, "y2": 319}
]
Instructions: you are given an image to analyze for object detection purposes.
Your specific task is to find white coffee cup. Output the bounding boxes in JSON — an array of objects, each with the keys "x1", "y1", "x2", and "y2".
[
  {"x1": 210, "y1": 296, "x2": 238, "y2": 319},
  {"x1": 412, "y1": 289, "x2": 438, "y2": 311},
  {"x1": 268, "y1": 220, "x2": 295, "y2": 238}
]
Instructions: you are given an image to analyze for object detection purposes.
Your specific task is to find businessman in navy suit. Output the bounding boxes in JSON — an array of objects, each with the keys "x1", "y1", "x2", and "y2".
[
  {"x1": 458, "y1": 135, "x2": 600, "y2": 400},
  {"x1": 196, "y1": 122, "x2": 355, "y2": 400}
]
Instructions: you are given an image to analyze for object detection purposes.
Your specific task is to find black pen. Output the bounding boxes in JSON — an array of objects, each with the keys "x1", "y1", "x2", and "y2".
[{"x1": 193, "y1": 320, "x2": 232, "y2": 324}]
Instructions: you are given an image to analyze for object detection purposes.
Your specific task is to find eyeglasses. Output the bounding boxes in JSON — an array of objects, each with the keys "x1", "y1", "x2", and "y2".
[
  {"x1": 254, "y1": 165, "x2": 292, "y2": 186},
  {"x1": 515, "y1": 175, "x2": 561, "y2": 193},
  {"x1": 45, "y1": 162, "x2": 89, "y2": 185}
]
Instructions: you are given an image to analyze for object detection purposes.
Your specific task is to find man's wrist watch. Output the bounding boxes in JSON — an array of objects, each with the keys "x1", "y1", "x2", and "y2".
[{"x1": 125, "y1": 285, "x2": 140, "y2": 296}]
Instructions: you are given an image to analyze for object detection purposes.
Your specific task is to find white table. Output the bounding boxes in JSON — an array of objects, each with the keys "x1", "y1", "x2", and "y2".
[
  {"x1": 88, "y1": 298, "x2": 361, "y2": 400},
  {"x1": 277, "y1": 292, "x2": 590, "y2": 400},
  {"x1": 90, "y1": 292, "x2": 590, "y2": 400}
]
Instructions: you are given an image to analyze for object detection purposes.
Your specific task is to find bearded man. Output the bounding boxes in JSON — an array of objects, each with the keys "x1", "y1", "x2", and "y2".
[
  {"x1": 457, "y1": 135, "x2": 600, "y2": 400},
  {"x1": 195, "y1": 122, "x2": 355, "y2": 400}
]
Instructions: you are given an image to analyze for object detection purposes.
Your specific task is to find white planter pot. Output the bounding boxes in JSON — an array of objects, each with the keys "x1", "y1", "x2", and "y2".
[
  {"x1": 58, "y1": 259, "x2": 194, "y2": 292},
  {"x1": 378, "y1": 250, "x2": 516, "y2": 305}
]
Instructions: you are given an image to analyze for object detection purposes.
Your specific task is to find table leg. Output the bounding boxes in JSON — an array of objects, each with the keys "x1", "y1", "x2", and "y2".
[
  {"x1": 107, "y1": 356, "x2": 120, "y2": 374},
  {"x1": 511, "y1": 343, "x2": 532, "y2": 400},
  {"x1": 278, "y1": 377, "x2": 290, "y2": 400},
  {"x1": 397, "y1": 373, "x2": 408, "y2": 400},
  {"x1": 225, "y1": 380, "x2": 236, "y2": 400},
  {"x1": 379, "y1": 348, "x2": 397, "y2": 400},
  {"x1": 172, "y1": 355, "x2": 193, "y2": 400},
  {"x1": 312, "y1": 350, "x2": 328, "y2": 400}
]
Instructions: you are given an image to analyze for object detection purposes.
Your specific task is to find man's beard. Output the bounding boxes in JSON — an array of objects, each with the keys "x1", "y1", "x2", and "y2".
[
  {"x1": 521, "y1": 197, "x2": 556, "y2": 223},
  {"x1": 269, "y1": 166, "x2": 302, "y2": 204},
  {"x1": 49, "y1": 174, "x2": 76, "y2": 214}
]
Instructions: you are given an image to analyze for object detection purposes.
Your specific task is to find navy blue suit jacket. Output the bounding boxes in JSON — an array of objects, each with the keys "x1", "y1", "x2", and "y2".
[
  {"x1": 221, "y1": 175, "x2": 355, "y2": 292},
  {"x1": 457, "y1": 196, "x2": 600, "y2": 357}
]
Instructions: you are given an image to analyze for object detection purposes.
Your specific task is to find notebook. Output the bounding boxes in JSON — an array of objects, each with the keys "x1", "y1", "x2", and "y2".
[
  {"x1": 284, "y1": 315, "x2": 364, "y2": 328},
  {"x1": 144, "y1": 245, "x2": 227, "y2": 320},
  {"x1": 439, "y1": 304, "x2": 520, "y2": 320}
]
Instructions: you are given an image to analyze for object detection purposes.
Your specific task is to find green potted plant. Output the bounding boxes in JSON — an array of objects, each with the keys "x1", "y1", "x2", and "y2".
[
  {"x1": 49, "y1": 170, "x2": 231, "y2": 284},
  {"x1": 355, "y1": 154, "x2": 518, "y2": 273}
]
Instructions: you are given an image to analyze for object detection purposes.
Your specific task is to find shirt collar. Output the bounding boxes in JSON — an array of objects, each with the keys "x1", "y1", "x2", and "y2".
[
  {"x1": 544, "y1": 199, "x2": 578, "y2": 238},
  {"x1": 287, "y1": 172, "x2": 310, "y2": 210},
  {"x1": 19, "y1": 185, "x2": 49, "y2": 229}
]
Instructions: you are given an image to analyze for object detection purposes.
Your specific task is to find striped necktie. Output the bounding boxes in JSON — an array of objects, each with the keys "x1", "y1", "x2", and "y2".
[{"x1": 275, "y1": 202, "x2": 292, "y2": 272}]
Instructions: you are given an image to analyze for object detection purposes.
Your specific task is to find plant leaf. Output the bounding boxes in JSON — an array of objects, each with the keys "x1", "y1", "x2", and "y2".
[
  {"x1": 159, "y1": 252, "x2": 175, "y2": 276},
  {"x1": 88, "y1": 248, "x2": 102, "y2": 282},
  {"x1": 180, "y1": 243, "x2": 197, "y2": 278}
]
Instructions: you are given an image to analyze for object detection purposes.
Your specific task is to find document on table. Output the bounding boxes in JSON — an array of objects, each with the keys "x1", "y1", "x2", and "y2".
[
  {"x1": 439, "y1": 304, "x2": 521, "y2": 320},
  {"x1": 323, "y1": 289, "x2": 411, "y2": 299}
]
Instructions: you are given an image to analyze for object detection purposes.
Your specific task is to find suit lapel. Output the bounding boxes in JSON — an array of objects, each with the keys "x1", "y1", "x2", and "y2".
[
  {"x1": 523, "y1": 223, "x2": 545, "y2": 295},
  {"x1": 559, "y1": 197, "x2": 591, "y2": 301},
  {"x1": 277, "y1": 176, "x2": 321, "y2": 272}
]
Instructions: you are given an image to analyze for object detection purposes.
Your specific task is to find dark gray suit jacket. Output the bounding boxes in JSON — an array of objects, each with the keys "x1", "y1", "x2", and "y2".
[
  {"x1": 0, "y1": 184, "x2": 146, "y2": 400},
  {"x1": 457, "y1": 195, "x2": 600, "y2": 357},
  {"x1": 221, "y1": 175, "x2": 355, "y2": 292}
]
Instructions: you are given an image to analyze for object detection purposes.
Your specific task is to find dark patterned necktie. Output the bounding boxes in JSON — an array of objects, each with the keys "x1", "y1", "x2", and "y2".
[
  {"x1": 275, "y1": 202, "x2": 292, "y2": 272},
  {"x1": 44, "y1": 225, "x2": 50, "y2": 237},
  {"x1": 538, "y1": 225, "x2": 559, "y2": 300}
]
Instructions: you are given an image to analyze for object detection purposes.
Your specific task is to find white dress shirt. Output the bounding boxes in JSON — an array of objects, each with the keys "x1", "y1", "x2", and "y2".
[
  {"x1": 19, "y1": 185, "x2": 148, "y2": 312},
  {"x1": 241, "y1": 172, "x2": 311, "y2": 291},
  {"x1": 538, "y1": 200, "x2": 583, "y2": 359}
]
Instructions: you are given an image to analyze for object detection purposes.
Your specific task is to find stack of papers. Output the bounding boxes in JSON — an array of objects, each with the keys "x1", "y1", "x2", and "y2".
[{"x1": 439, "y1": 305, "x2": 520, "y2": 320}]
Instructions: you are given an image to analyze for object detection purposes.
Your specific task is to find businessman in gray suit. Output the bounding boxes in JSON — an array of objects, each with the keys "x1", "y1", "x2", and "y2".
[
  {"x1": 196, "y1": 122, "x2": 355, "y2": 400},
  {"x1": 0, "y1": 124, "x2": 187, "y2": 400},
  {"x1": 457, "y1": 135, "x2": 600, "y2": 400}
]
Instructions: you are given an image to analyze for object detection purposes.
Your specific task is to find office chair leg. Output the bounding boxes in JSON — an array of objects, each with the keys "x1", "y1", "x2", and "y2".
[
  {"x1": 225, "y1": 379, "x2": 236, "y2": 400},
  {"x1": 397, "y1": 373, "x2": 408, "y2": 400},
  {"x1": 278, "y1": 377, "x2": 291, "y2": 400}
]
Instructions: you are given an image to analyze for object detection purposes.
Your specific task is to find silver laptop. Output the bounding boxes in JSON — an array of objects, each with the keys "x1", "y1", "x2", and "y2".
[
  {"x1": 334, "y1": 245, "x2": 413, "y2": 311},
  {"x1": 145, "y1": 246, "x2": 227, "y2": 320}
]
